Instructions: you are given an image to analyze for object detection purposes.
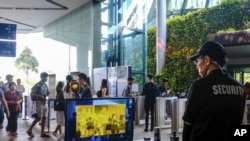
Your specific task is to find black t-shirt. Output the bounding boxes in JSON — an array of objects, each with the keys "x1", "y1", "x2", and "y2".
[
  {"x1": 80, "y1": 84, "x2": 92, "y2": 99},
  {"x1": 158, "y1": 84, "x2": 167, "y2": 95},
  {"x1": 182, "y1": 69, "x2": 245, "y2": 141}
]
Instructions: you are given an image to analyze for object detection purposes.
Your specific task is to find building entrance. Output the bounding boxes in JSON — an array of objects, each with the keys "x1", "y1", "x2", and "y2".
[{"x1": 228, "y1": 65, "x2": 250, "y2": 85}]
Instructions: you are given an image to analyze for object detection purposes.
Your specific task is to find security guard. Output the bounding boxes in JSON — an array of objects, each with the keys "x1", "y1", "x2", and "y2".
[{"x1": 182, "y1": 41, "x2": 245, "y2": 141}]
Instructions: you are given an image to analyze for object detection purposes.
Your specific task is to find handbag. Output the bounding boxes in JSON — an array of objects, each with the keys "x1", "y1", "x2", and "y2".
[{"x1": 54, "y1": 99, "x2": 65, "y2": 111}]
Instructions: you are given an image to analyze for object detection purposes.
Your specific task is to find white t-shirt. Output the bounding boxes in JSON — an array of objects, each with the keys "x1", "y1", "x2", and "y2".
[{"x1": 17, "y1": 84, "x2": 25, "y2": 94}]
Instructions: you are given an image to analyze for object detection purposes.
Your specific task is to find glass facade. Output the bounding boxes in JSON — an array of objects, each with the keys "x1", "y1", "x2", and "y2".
[
  {"x1": 97, "y1": 0, "x2": 224, "y2": 88},
  {"x1": 100, "y1": 0, "x2": 147, "y2": 85},
  {"x1": 148, "y1": 0, "x2": 222, "y2": 26},
  {"x1": 43, "y1": 0, "x2": 225, "y2": 90}
]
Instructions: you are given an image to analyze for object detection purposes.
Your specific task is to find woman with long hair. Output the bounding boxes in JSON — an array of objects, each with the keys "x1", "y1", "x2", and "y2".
[
  {"x1": 65, "y1": 75, "x2": 73, "y2": 98},
  {"x1": 52, "y1": 81, "x2": 65, "y2": 138},
  {"x1": 100, "y1": 79, "x2": 109, "y2": 97}
]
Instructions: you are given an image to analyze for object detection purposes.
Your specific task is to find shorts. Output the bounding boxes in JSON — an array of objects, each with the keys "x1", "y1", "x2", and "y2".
[
  {"x1": 56, "y1": 111, "x2": 65, "y2": 126},
  {"x1": 36, "y1": 101, "x2": 48, "y2": 118}
]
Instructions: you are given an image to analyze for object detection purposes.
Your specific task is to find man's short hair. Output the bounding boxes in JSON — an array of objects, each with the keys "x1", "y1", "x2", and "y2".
[
  {"x1": 40, "y1": 72, "x2": 49, "y2": 78},
  {"x1": 128, "y1": 77, "x2": 134, "y2": 81},
  {"x1": 147, "y1": 73, "x2": 153, "y2": 79},
  {"x1": 66, "y1": 75, "x2": 73, "y2": 81},
  {"x1": 244, "y1": 82, "x2": 250, "y2": 88},
  {"x1": 78, "y1": 73, "x2": 88, "y2": 81},
  {"x1": 6, "y1": 74, "x2": 13, "y2": 79}
]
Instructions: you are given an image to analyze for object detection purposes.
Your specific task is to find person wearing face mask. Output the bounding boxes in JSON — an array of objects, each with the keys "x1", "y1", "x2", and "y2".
[
  {"x1": 4, "y1": 82, "x2": 22, "y2": 136},
  {"x1": 182, "y1": 41, "x2": 245, "y2": 141}
]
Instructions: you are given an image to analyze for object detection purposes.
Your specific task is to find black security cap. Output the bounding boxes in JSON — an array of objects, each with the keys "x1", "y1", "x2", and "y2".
[
  {"x1": 189, "y1": 41, "x2": 227, "y2": 66},
  {"x1": 163, "y1": 78, "x2": 168, "y2": 82},
  {"x1": 78, "y1": 73, "x2": 88, "y2": 81},
  {"x1": 40, "y1": 72, "x2": 49, "y2": 78}
]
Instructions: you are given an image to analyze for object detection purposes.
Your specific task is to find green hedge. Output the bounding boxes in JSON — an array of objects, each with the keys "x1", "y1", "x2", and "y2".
[{"x1": 147, "y1": 0, "x2": 250, "y2": 94}]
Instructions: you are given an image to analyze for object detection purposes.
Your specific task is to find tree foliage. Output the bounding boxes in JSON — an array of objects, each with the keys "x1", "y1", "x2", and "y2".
[
  {"x1": 15, "y1": 46, "x2": 39, "y2": 82},
  {"x1": 147, "y1": 0, "x2": 250, "y2": 94},
  {"x1": 124, "y1": 35, "x2": 145, "y2": 91}
]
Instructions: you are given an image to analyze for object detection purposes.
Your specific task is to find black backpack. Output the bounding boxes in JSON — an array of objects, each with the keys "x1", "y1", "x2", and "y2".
[
  {"x1": 96, "y1": 90, "x2": 102, "y2": 97},
  {"x1": 30, "y1": 83, "x2": 41, "y2": 101}
]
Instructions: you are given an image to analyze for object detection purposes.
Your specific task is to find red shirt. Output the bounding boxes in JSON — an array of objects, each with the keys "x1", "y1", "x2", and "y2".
[{"x1": 4, "y1": 90, "x2": 22, "y2": 112}]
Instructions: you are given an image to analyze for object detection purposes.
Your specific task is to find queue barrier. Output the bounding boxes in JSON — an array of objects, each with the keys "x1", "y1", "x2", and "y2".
[
  {"x1": 134, "y1": 96, "x2": 145, "y2": 125},
  {"x1": 23, "y1": 95, "x2": 249, "y2": 135},
  {"x1": 134, "y1": 96, "x2": 187, "y2": 134}
]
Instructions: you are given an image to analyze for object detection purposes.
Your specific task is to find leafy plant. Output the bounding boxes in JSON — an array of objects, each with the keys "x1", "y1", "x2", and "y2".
[{"x1": 147, "y1": 0, "x2": 250, "y2": 94}]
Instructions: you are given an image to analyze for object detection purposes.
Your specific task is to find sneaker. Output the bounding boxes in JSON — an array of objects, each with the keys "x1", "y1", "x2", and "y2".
[
  {"x1": 26, "y1": 131, "x2": 35, "y2": 137},
  {"x1": 58, "y1": 133, "x2": 65, "y2": 139},
  {"x1": 52, "y1": 132, "x2": 58, "y2": 138},
  {"x1": 11, "y1": 132, "x2": 18, "y2": 136}
]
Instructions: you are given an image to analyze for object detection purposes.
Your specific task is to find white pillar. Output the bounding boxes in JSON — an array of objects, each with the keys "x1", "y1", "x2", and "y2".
[{"x1": 156, "y1": 0, "x2": 167, "y2": 74}]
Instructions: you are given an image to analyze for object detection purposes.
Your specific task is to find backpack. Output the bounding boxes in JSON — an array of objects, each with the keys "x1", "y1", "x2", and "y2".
[
  {"x1": 30, "y1": 83, "x2": 42, "y2": 101},
  {"x1": 30, "y1": 82, "x2": 48, "y2": 101},
  {"x1": 96, "y1": 90, "x2": 102, "y2": 97}
]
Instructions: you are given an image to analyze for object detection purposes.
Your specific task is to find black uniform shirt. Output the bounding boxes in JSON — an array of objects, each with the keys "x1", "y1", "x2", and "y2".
[
  {"x1": 142, "y1": 82, "x2": 159, "y2": 105},
  {"x1": 183, "y1": 69, "x2": 245, "y2": 141}
]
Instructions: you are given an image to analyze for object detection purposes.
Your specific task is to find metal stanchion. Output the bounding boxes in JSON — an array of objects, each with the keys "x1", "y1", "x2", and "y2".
[
  {"x1": 155, "y1": 97, "x2": 160, "y2": 127},
  {"x1": 170, "y1": 98, "x2": 179, "y2": 141},
  {"x1": 154, "y1": 127, "x2": 161, "y2": 141},
  {"x1": 47, "y1": 98, "x2": 50, "y2": 133},
  {"x1": 22, "y1": 96, "x2": 29, "y2": 120},
  {"x1": 135, "y1": 96, "x2": 145, "y2": 125},
  {"x1": 170, "y1": 132, "x2": 179, "y2": 141}
]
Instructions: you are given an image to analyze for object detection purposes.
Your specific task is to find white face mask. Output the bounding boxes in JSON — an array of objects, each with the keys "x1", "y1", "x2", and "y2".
[{"x1": 10, "y1": 86, "x2": 16, "y2": 90}]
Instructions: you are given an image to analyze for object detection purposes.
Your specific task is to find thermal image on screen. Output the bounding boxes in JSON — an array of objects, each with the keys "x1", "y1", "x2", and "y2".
[
  {"x1": 76, "y1": 104, "x2": 126, "y2": 138},
  {"x1": 65, "y1": 98, "x2": 134, "y2": 141}
]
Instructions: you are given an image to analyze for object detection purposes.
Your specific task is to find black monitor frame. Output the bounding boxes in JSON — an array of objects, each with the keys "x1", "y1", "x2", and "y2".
[{"x1": 64, "y1": 98, "x2": 135, "y2": 141}]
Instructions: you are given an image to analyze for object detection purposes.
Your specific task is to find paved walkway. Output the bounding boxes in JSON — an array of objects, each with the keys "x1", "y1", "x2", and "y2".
[{"x1": 0, "y1": 110, "x2": 182, "y2": 141}]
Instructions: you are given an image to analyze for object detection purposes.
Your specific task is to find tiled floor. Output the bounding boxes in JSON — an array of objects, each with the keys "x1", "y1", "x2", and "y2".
[{"x1": 0, "y1": 111, "x2": 182, "y2": 141}]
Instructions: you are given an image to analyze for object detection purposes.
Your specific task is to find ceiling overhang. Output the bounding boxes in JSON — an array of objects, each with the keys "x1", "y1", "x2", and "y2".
[
  {"x1": 208, "y1": 30, "x2": 250, "y2": 59},
  {"x1": 0, "y1": 0, "x2": 90, "y2": 34}
]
